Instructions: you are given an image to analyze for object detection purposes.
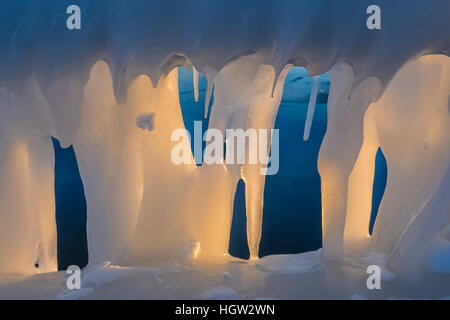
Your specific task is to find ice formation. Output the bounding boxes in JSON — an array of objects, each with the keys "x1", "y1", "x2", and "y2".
[
  {"x1": 0, "y1": 0, "x2": 449, "y2": 299},
  {"x1": 193, "y1": 67, "x2": 199, "y2": 103},
  {"x1": 303, "y1": 76, "x2": 320, "y2": 141}
]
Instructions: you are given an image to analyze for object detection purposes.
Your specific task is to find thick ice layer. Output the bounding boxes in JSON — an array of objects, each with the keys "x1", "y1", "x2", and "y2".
[{"x1": 0, "y1": 1, "x2": 449, "y2": 110}]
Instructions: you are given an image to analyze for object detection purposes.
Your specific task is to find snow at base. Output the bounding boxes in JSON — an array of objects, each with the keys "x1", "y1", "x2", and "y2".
[{"x1": 1, "y1": 249, "x2": 449, "y2": 300}]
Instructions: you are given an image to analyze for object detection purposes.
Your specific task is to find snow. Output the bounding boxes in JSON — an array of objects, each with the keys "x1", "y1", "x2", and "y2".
[
  {"x1": 136, "y1": 113, "x2": 155, "y2": 132},
  {"x1": 1, "y1": 250, "x2": 449, "y2": 299}
]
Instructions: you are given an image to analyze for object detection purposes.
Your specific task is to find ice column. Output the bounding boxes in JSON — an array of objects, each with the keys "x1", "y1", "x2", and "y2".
[
  {"x1": 208, "y1": 54, "x2": 290, "y2": 259},
  {"x1": 0, "y1": 80, "x2": 57, "y2": 275},
  {"x1": 318, "y1": 63, "x2": 382, "y2": 260},
  {"x1": 73, "y1": 61, "x2": 145, "y2": 265},
  {"x1": 370, "y1": 55, "x2": 450, "y2": 255},
  {"x1": 343, "y1": 55, "x2": 450, "y2": 262}
]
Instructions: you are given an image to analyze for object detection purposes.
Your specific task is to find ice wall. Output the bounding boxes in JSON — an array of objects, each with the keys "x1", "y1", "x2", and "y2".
[{"x1": 0, "y1": 0, "x2": 449, "y2": 275}]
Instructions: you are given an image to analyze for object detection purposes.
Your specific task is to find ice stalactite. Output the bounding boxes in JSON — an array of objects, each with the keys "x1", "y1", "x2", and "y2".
[
  {"x1": 318, "y1": 63, "x2": 382, "y2": 260},
  {"x1": 208, "y1": 54, "x2": 290, "y2": 259},
  {"x1": 0, "y1": 81, "x2": 57, "y2": 274},
  {"x1": 303, "y1": 76, "x2": 320, "y2": 141},
  {"x1": 193, "y1": 67, "x2": 199, "y2": 103}
]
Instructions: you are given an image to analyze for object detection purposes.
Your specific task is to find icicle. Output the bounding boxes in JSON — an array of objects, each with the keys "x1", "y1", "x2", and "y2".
[
  {"x1": 193, "y1": 67, "x2": 199, "y2": 102},
  {"x1": 204, "y1": 77, "x2": 213, "y2": 119},
  {"x1": 270, "y1": 65, "x2": 282, "y2": 98},
  {"x1": 303, "y1": 76, "x2": 320, "y2": 141}
]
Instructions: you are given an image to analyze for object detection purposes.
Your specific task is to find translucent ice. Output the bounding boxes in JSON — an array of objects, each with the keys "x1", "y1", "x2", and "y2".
[{"x1": 0, "y1": 0, "x2": 448, "y2": 280}]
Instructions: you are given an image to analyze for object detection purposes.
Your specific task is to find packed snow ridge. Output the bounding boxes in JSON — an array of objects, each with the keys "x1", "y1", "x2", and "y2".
[{"x1": 0, "y1": 0, "x2": 449, "y2": 296}]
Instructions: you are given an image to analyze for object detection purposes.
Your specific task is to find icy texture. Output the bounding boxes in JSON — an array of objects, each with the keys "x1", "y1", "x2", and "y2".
[
  {"x1": 318, "y1": 63, "x2": 383, "y2": 259},
  {"x1": 4, "y1": 248, "x2": 448, "y2": 299},
  {"x1": 343, "y1": 56, "x2": 450, "y2": 265},
  {"x1": 208, "y1": 54, "x2": 289, "y2": 259},
  {"x1": 1, "y1": 0, "x2": 448, "y2": 106},
  {"x1": 0, "y1": 0, "x2": 449, "y2": 282},
  {"x1": 254, "y1": 249, "x2": 323, "y2": 274},
  {"x1": 321, "y1": 55, "x2": 450, "y2": 266},
  {"x1": 74, "y1": 62, "x2": 232, "y2": 264}
]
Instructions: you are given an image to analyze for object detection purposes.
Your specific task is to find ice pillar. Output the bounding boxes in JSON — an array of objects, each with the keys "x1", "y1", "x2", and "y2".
[
  {"x1": 0, "y1": 83, "x2": 57, "y2": 275},
  {"x1": 208, "y1": 54, "x2": 289, "y2": 259},
  {"x1": 318, "y1": 63, "x2": 382, "y2": 260}
]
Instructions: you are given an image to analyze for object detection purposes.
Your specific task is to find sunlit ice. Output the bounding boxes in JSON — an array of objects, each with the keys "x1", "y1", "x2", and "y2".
[
  {"x1": 0, "y1": 0, "x2": 449, "y2": 302},
  {"x1": 171, "y1": 121, "x2": 280, "y2": 176}
]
